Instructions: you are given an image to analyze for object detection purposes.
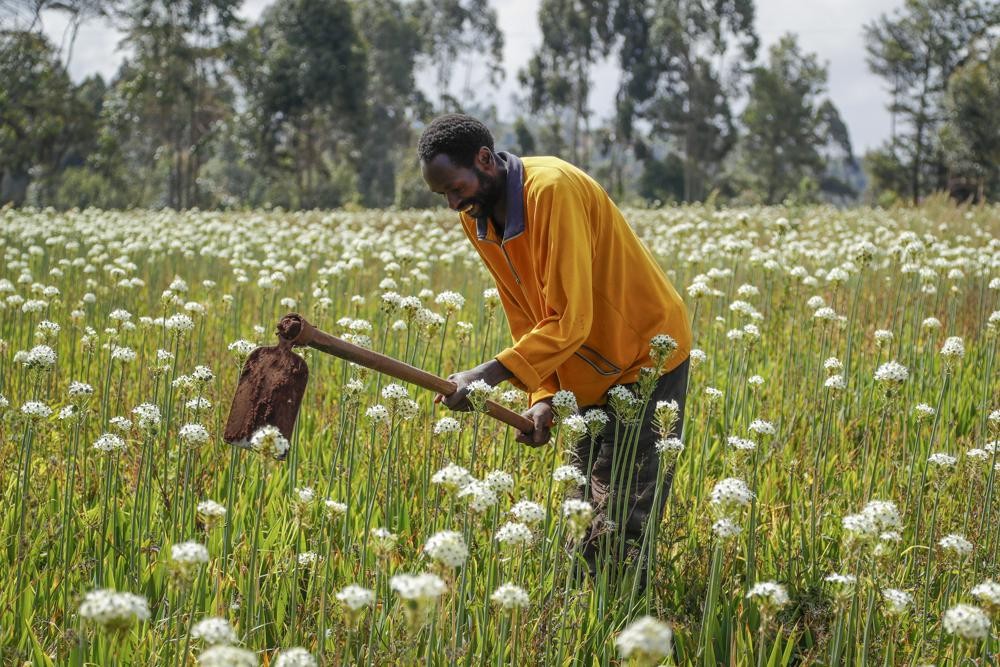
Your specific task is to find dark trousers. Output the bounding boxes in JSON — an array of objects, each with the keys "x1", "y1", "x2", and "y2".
[{"x1": 571, "y1": 357, "x2": 690, "y2": 581}]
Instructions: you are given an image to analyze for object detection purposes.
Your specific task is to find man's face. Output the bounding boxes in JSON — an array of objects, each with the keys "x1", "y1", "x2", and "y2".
[{"x1": 421, "y1": 149, "x2": 503, "y2": 219}]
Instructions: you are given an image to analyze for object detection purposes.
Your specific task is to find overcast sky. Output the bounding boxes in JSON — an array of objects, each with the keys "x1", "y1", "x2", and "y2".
[{"x1": 36, "y1": 0, "x2": 903, "y2": 153}]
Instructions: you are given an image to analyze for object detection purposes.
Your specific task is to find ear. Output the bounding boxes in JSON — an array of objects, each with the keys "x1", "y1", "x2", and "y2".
[{"x1": 477, "y1": 147, "x2": 493, "y2": 169}]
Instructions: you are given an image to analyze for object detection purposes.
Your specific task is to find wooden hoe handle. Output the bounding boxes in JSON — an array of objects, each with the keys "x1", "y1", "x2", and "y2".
[{"x1": 281, "y1": 314, "x2": 535, "y2": 434}]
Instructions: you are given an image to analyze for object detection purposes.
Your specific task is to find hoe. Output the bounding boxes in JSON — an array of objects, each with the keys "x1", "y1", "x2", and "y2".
[{"x1": 223, "y1": 313, "x2": 533, "y2": 459}]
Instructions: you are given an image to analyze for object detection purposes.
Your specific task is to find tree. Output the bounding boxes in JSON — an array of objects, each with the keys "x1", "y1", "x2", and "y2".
[
  {"x1": 240, "y1": 0, "x2": 368, "y2": 208},
  {"x1": 355, "y1": 0, "x2": 424, "y2": 207},
  {"x1": 938, "y1": 39, "x2": 1000, "y2": 201},
  {"x1": 519, "y1": 0, "x2": 614, "y2": 166},
  {"x1": 114, "y1": 0, "x2": 243, "y2": 208},
  {"x1": 412, "y1": 0, "x2": 504, "y2": 109},
  {"x1": 613, "y1": 0, "x2": 758, "y2": 202},
  {"x1": 738, "y1": 34, "x2": 851, "y2": 204},
  {"x1": 0, "y1": 30, "x2": 78, "y2": 204},
  {"x1": 863, "y1": 0, "x2": 999, "y2": 203}
]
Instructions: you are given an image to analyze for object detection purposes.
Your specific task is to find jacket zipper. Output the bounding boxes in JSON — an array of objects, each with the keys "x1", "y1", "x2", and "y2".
[{"x1": 500, "y1": 244, "x2": 522, "y2": 285}]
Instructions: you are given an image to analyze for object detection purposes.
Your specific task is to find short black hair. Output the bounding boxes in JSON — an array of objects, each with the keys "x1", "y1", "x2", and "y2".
[{"x1": 417, "y1": 114, "x2": 495, "y2": 168}]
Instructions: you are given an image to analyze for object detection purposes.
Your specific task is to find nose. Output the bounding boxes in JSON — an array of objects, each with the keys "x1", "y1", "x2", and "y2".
[{"x1": 446, "y1": 193, "x2": 462, "y2": 211}]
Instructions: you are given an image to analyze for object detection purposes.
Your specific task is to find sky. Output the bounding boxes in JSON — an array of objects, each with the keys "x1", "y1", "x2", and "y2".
[{"x1": 33, "y1": 0, "x2": 903, "y2": 154}]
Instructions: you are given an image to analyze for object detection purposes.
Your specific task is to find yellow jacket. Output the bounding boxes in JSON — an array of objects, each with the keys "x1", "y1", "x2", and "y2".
[{"x1": 459, "y1": 153, "x2": 691, "y2": 407}]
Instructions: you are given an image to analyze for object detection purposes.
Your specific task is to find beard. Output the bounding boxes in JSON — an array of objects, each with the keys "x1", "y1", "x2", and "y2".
[{"x1": 465, "y1": 166, "x2": 502, "y2": 217}]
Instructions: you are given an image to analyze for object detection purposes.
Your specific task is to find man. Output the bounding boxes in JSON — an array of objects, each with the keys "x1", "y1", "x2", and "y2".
[{"x1": 419, "y1": 113, "x2": 691, "y2": 585}]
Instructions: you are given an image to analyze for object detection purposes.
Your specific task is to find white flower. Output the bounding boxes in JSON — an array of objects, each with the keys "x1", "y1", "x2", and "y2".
[
  {"x1": 164, "y1": 313, "x2": 195, "y2": 334},
  {"x1": 198, "y1": 645, "x2": 258, "y2": 667},
  {"x1": 192, "y1": 365, "x2": 214, "y2": 383},
  {"x1": 68, "y1": 381, "x2": 94, "y2": 400},
  {"x1": 197, "y1": 500, "x2": 227, "y2": 527},
  {"x1": 823, "y1": 357, "x2": 843, "y2": 374},
  {"x1": 424, "y1": 531, "x2": 468, "y2": 568},
  {"x1": 186, "y1": 397, "x2": 212, "y2": 414},
  {"x1": 748, "y1": 419, "x2": 776, "y2": 437},
  {"x1": 365, "y1": 404, "x2": 389, "y2": 423},
  {"x1": 806, "y1": 294, "x2": 826, "y2": 311},
  {"x1": 551, "y1": 390, "x2": 578, "y2": 416},
  {"x1": 689, "y1": 349, "x2": 707, "y2": 366},
  {"x1": 940, "y1": 336, "x2": 965, "y2": 360},
  {"x1": 110, "y1": 346, "x2": 136, "y2": 364},
  {"x1": 491, "y1": 583, "x2": 530, "y2": 610},
  {"x1": 553, "y1": 465, "x2": 587, "y2": 487},
  {"x1": 79, "y1": 589, "x2": 151, "y2": 631},
  {"x1": 370, "y1": 527, "x2": 398, "y2": 555},
  {"x1": 862, "y1": 500, "x2": 902, "y2": 532},
  {"x1": 21, "y1": 401, "x2": 52, "y2": 420},
  {"x1": 971, "y1": 580, "x2": 1000, "y2": 608},
  {"x1": 712, "y1": 517, "x2": 742, "y2": 540},
  {"x1": 431, "y1": 463, "x2": 473, "y2": 491},
  {"x1": 179, "y1": 424, "x2": 210, "y2": 447},
  {"x1": 249, "y1": 425, "x2": 289, "y2": 459},
  {"x1": 874, "y1": 361, "x2": 908, "y2": 385},
  {"x1": 389, "y1": 572, "x2": 447, "y2": 602},
  {"x1": 562, "y1": 499, "x2": 594, "y2": 537},
  {"x1": 109, "y1": 416, "x2": 132, "y2": 432},
  {"x1": 942, "y1": 604, "x2": 991, "y2": 641},
  {"x1": 495, "y1": 521, "x2": 534, "y2": 547},
  {"x1": 273, "y1": 648, "x2": 316, "y2": 667},
  {"x1": 434, "y1": 290, "x2": 465, "y2": 312},
  {"x1": 656, "y1": 437, "x2": 685, "y2": 456},
  {"x1": 938, "y1": 533, "x2": 973, "y2": 557},
  {"x1": 704, "y1": 387, "x2": 723, "y2": 403},
  {"x1": 191, "y1": 617, "x2": 238, "y2": 645},
  {"x1": 336, "y1": 585, "x2": 375, "y2": 611},
  {"x1": 132, "y1": 403, "x2": 161, "y2": 431},
  {"x1": 510, "y1": 500, "x2": 545, "y2": 526},
  {"x1": 727, "y1": 436, "x2": 756, "y2": 453},
  {"x1": 746, "y1": 581, "x2": 790, "y2": 615},
  {"x1": 710, "y1": 478, "x2": 754, "y2": 515},
  {"x1": 881, "y1": 588, "x2": 913, "y2": 616},
  {"x1": 297, "y1": 551, "x2": 320, "y2": 567},
  {"x1": 24, "y1": 344, "x2": 57, "y2": 369},
  {"x1": 484, "y1": 470, "x2": 515, "y2": 494},
  {"x1": 294, "y1": 487, "x2": 316, "y2": 505},
  {"x1": 814, "y1": 307, "x2": 838, "y2": 321},
  {"x1": 93, "y1": 433, "x2": 126, "y2": 453},
  {"x1": 172, "y1": 541, "x2": 209, "y2": 568},
  {"x1": 824, "y1": 573, "x2": 857, "y2": 600},
  {"x1": 433, "y1": 417, "x2": 461, "y2": 435},
  {"x1": 842, "y1": 513, "x2": 878, "y2": 543},
  {"x1": 747, "y1": 374, "x2": 765, "y2": 388},
  {"x1": 381, "y1": 383, "x2": 409, "y2": 402},
  {"x1": 922, "y1": 317, "x2": 942, "y2": 331},
  {"x1": 874, "y1": 329, "x2": 894, "y2": 347},
  {"x1": 616, "y1": 615, "x2": 673, "y2": 664},
  {"x1": 228, "y1": 339, "x2": 257, "y2": 358},
  {"x1": 913, "y1": 403, "x2": 936, "y2": 421},
  {"x1": 822, "y1": 372, "x2": 847, "y2": 392},
  {"x1": 457, "y1": 480, "x2": 498, "y2": 513},
  {"x1": 324, "y1": 499, "x2": 347, "y2": 518},
  {"x1": 927, "y1": 452, "x2": 957, "y2": 469}
]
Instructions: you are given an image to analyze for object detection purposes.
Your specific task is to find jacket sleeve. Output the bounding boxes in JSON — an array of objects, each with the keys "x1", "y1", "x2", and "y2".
[{"x1": 495, "y1": 180, "x2": 593, "y2": 392}]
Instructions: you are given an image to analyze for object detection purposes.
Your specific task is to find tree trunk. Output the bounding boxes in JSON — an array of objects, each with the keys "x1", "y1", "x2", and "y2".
[{"x1": 1, "y1": 168, "x2": 30, "y2": 206}]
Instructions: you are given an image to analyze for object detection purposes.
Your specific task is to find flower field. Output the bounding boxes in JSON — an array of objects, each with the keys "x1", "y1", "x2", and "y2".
[{"x1": 0, "y1": 202, "x2": 998, "y2": 665}]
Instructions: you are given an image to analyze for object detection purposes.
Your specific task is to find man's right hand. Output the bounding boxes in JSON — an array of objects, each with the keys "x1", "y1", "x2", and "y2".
[{"x1": 516, "y1": 400, "x2": 554, "y2": 447}]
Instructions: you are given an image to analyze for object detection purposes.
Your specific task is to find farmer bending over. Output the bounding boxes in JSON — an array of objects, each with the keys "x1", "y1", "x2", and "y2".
[{"x1": 418, "y1": 113, "x2": 692, "y2": 587}]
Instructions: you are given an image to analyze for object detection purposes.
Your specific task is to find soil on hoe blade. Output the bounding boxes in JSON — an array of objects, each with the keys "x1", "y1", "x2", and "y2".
[{"x1": 223, "y1": 315, "x2": 309, "y2": 459}]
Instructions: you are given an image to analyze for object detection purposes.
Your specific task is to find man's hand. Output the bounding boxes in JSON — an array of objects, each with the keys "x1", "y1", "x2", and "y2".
[
  {"x1": 435, "y1": 359, "x2": 513, "y2": 412},
  {"x1": 516, "y1": 400, "x2": 554, "y2": 447}
]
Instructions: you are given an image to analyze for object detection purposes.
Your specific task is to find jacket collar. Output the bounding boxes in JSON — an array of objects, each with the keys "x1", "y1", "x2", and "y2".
[{"x1": 475, "y1": 151, "x2": 525, "y2": 243}]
